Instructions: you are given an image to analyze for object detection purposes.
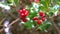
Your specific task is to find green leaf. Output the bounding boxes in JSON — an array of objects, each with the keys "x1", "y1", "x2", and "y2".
[
  {"x1": 7, "y1": 0, "x2": 13, "y2": 4},
  {"x1": 24, "y1": 20, "x2": 33, "y2": 29},
  {"x1": 38, "y1": 25, "x2": 46, "y2": 31},
  {"x1": 14, "y1": 0, "x2": 18, "y2": 6},
  {"x1": 40, "y1": 0, "x2": 50, "y2": 10},
  {"x1": 46, "y1": 11, "x2": 54, "y2": 16},
  {"x1": 38, "y1": 20, "x2": 51, "y2": 31},
  {"x1": 49, "y1": 11, "x2": 54, "y2": 16},
  {"x1": 28, "y1": 10, "x2": 37, "y2": 19}
]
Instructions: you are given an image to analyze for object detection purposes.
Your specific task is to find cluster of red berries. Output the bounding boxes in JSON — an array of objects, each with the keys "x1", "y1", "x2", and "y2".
[
  {"x1": 32, "y1": 11, "x2": 46, "y2": 24},
  {"x1": 18, "y1": 9, "x2": 46, "y2": 24},
  {"x1": 18, "y1": 8, "x2": 29, "y2": 22}
]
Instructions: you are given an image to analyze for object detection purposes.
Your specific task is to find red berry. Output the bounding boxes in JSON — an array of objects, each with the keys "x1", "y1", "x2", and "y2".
[
  {"x1": 39, "y1": 11, "x2": 45, "y2": 17},
  {"x1": 41, "y1": 17, "x2": 46, "y2": 21},
  {"x1": 21, "y1": 18, "x2": 27, "y2": 22},
  {"x1": 18, "y1": 10, "x2": 22, "y2": 14},
  {"x1": 20, "y1": 13, "x2": 25, "y2": 17},
  {"x1": 20, "y1": 16, "x2": 26, "y2": 19},
  {"x1": 32, "y1": 16, "x2": 38, "y2": 21},
  {"x1": 34, "y1": 0, "x2": 40, "y2": 3},
  {"x1": 37, "y1": 20, "x2": 41, "y2": 24},
  {"x1": 22, "y1": 8, "x2": 26, "y2": 13},
  {"x1": 24, "y1": 11, "x2": 29, "y2": 16}
]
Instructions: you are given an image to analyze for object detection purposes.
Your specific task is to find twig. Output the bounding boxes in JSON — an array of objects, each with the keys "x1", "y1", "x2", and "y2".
[
  {"x1": 0, "y1": 28, "x2": 4, "y2": 32},
  {"x1": 9, "y1": 18, "x2": 20, "y2": 26},
  {"x1": 0, "y1": 18, "x2": 20, "y2": 32},
  {"x1": 0, "y1": 17, "x2": 6, "y2": 25},
  {"x1": 49, "y1": 17, "x2": 60, "y2": 34},
  {"x1": 0, "y1": 25, "x2": 6, "y2": 32},
  {"x1": 52, "y1": 22, "x2": 60, "y2": 34}
]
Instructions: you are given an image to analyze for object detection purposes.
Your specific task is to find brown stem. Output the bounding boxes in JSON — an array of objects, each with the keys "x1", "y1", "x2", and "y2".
[
  {"x1": 9, "y1": 18, "x2": 20, "y2": 26},
  {"x1": 49, "y1": 17, "x2": 60, "y2": 34},
  {"x1": 0, "y1": 18, "x2": 20, "y2": 32},
  {"x1": 52, "y1": 22, "x2": 60, "y2": 34},
  {"x1": 0, "y1": 28, "x2": 4, "y2": 32},
  {"x1": 0, "y1": 17, "x2": 6, "y2": 25}
]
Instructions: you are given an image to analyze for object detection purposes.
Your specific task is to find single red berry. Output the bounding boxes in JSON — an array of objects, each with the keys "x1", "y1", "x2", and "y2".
[
  {"x1": 43, "y1": 14, "x2": 45, "y2": 17},
  {"x1": 39, "y1": 11, "x2": 45, "y2": 17},
  {"x1": 21, "y1": 18, "x2": 27, "y2": 22},
  {"x1": 24, "y1": 11, "x2": 29, "y2": 17},
  {"x1": 20, "y1": 13, "x2": 25, "y2": 16},
  {"x1": 19, "y1": 9, "x2": 26, "y2": 14},
  {"x1": 22, "y1": 8, "x2": 26, "y2": 13},
  {"x1": 32, "y1": 16, "x2": 38, "y2": 21},
  {"x1": 18, "y1": 10, "x2": 22, "y2": 14},
  {"x1": 41, "y1": 17, "x2": 46, "y2": 21},
  {"x1": 37, "y1": 20, "x2": 41, "y2": 24},
  {"x1": 34, "y1": 0, "x2": 40, "y2": 3},
  {"x1": 20, "y1": 16, "x2": 26, "y2": 19}
]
